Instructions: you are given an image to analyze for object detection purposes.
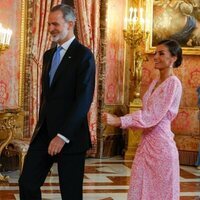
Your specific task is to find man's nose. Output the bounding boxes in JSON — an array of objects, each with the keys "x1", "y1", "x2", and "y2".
[{"x1": 48, "y1": 24, "x2": 54, "y2": 32}]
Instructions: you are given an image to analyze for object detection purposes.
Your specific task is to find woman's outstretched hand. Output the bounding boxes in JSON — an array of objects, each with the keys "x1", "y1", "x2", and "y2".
[{"x1": 102, "y1": 112, "x2": 121, "y2": 127}]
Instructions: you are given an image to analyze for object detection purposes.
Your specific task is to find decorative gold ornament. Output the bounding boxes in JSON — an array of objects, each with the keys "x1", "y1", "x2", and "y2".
[
  {"x1": 0, "y1": 111, "x2": 17, "y2": 182},
  {"x1": 0, "y1": 23, "x2": 13, "y2": 180},
  {"x1": 123, "y1": 7, "x2": 149, "y2": 107}
]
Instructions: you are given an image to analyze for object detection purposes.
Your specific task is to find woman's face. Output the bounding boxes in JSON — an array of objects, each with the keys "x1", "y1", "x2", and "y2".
[{"x1": 154, "y1": 44, "x2": 177, "y2": 70}]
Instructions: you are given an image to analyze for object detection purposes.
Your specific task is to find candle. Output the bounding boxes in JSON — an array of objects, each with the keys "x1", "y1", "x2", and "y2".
[
  {"x1": 7, "y1": 29, "x2": 12, "y2": 45},
  {"x1": 0, "y1": 24, "x2": 3, "y2": 44},
  {"x1": 5, "y1": 30, "x2": 9, "y2": 44},
  {"x1": 2, "y1": 30, "x2": 6, "y2": 44},
  {"x1": 133, "y1": 17, "x2": 137, "y2": 24},
  {"x1": 145, "y1": 18, "x2": 150, "y2": 32},
  {"x1": 124, "y1": 6, "x2": 148, "y2": 32},
  {"x1": 133, "y1": 8, "x2": 137, "y2": 19},
  {"x1": 129, "y1": 7, "x2": 133, "y2": 21},
  {"x1": 5, "y1": 30, "x2": 8, "y2": 44},
  {"x1": 0, "y1": 24, "x2": 12, "y2": 45}
]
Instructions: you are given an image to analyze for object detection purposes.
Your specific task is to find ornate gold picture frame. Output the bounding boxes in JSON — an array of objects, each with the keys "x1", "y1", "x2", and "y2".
[{"x1": 145, "y1": 0, "x2": 200, "y2": 55}]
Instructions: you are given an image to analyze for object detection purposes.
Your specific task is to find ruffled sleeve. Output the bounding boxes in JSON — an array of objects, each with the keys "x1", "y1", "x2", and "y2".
[{"x1": 120, "y1": 77, "x2": 181, "y2": 129}]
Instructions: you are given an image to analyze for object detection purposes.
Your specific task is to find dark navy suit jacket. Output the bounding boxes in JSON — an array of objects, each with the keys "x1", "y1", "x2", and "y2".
[{"x1": 31, "y1": 39, "x2": 96, "y2": 154}]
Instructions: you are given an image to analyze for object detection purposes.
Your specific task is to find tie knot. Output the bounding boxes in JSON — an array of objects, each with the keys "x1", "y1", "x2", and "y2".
[{"x1": 56, "y1": 46, "x2": 62, "y2": 52}]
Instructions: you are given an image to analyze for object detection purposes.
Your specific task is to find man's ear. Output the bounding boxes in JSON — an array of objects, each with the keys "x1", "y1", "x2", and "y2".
[{"x1": 68, "y1": 21, "x2": 75, "y2": 30}]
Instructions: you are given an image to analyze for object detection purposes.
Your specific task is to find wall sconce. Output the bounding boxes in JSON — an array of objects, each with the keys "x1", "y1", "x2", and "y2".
[
  {"x1": 0, "y1": 23, "x2": 12, "y2": 182},
  {"x1": 123, "y1": 6, "x2": 149, "y2": 107},
  {"x1": 0, "y1": 23, "x2": 12, "y2": 54}
]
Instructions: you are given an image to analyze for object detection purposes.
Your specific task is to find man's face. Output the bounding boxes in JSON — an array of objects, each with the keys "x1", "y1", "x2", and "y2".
[{"x1": 48, "y1": 10, "x2": 70, "y2": 44}]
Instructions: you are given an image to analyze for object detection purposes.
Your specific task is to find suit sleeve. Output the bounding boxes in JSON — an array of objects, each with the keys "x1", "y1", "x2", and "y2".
[
  {"x1": 38, "y1": 52, "x2": 48, "y2": 116},
  {"x1": 60, "y1": 49, "x2": 96, "y2": 140}
]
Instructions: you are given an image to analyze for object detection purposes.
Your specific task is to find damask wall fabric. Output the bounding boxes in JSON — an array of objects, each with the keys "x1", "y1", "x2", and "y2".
[
  {"x1": 104, "y1": 0, "x2": 125, "y2": 105},
  {"x1": 74, "y1": 0, "x2": 100, "y2": 156},
  {"x1": 0, "y1": 0, "x2": 22, "y2": 109}
]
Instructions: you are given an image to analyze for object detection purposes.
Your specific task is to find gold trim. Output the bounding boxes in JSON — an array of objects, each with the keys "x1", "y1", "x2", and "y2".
[
  {"x1": 19, "y1": 0, "x2": 27, "y2": 108},
  {"x1": 145, "y1": 0, "x2": 200, "y2": 55},
  {"x1": 122, "y1": 0, "x2": 128, "y2": 106},
  {"x1": 96, "y1": 0, "x2": 108, "y2": 158}
]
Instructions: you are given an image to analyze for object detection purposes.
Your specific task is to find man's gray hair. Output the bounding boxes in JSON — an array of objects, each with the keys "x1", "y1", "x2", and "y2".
[{"x1": 50, "y1": 4, "x2": 76, "y2": 22}]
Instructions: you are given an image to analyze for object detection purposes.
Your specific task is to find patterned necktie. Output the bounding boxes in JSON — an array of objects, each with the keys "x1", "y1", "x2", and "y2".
[{"x1": 49, "y1": 46, "x2": 62, "y2": 85}]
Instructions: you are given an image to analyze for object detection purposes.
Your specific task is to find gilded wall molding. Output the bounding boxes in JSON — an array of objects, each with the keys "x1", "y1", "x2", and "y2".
[
  {"x1": 96, "y1": 0, "x2": 108, "y2": 158},
  {"x1": 19, "y1": 0, "x2": 27, "y2": 108}
]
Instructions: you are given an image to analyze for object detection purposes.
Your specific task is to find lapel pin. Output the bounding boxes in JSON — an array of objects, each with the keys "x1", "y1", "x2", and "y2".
[{"x1": 68, "y1": 56, "x2": 71, "y2": 59}]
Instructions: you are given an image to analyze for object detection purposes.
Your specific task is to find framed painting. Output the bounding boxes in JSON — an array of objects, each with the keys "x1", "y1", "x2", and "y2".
[
  {"x1": 145, "y1": 0, "x2": 200, "y2": 55},
  {"x1": 0, "y1": 0, "x2": 27, "y2": 109}
]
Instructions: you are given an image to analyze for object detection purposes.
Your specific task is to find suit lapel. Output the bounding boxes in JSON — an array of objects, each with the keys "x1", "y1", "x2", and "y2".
[{"x1": 44, "y1": 48, "x2": 56, "y2": 93}]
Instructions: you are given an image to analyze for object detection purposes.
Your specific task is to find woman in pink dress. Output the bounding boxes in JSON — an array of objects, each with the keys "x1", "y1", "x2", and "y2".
[{"x1": 103, "y1": 39, "x2": 183, "y2": 200}]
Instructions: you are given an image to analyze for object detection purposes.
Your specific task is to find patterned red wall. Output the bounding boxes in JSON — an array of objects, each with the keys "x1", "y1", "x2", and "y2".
[{"x1": 0, "y1": 0, "x2": 22, "y2": 109}]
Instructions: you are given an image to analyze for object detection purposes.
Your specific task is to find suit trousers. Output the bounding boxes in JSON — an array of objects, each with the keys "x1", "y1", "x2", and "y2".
[{"x1": 18, "y1": 123, "x2": 86, "y2": 200}]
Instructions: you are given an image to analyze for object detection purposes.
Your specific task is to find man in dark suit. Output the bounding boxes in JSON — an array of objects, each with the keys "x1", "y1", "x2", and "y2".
[{"x1": 19, "y1": 4, "x2": 95, "y2": 200}]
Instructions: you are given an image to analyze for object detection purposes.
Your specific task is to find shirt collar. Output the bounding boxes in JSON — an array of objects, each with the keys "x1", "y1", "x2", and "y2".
[{"x1": 57, "y1": 36, "x2": 75, "y2": 51}]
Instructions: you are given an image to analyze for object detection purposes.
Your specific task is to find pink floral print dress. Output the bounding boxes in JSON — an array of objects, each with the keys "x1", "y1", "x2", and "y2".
[{"x1": 121, "y1": 76, "x2": 182, "y2": 200}]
